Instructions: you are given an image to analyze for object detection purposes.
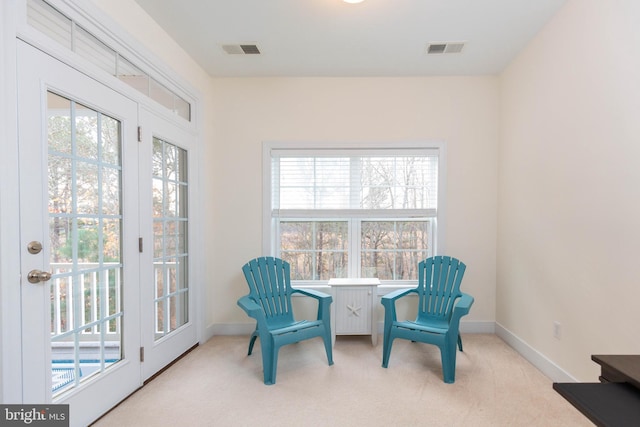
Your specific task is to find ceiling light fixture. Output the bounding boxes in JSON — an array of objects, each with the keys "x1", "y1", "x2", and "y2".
[{"x1": 343, "y1": 0, "x2": 365, "y2": 4}]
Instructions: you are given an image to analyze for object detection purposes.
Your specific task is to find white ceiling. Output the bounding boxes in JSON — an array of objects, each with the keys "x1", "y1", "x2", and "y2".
[{"x1": 133, "y1": 0, "x2": 566, "y2": 77}]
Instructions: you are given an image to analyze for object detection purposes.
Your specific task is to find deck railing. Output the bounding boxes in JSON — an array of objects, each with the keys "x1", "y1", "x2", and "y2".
[
  {"x1": 49, "y1": 263, "x2": 122, "y2": 341},
  {"x1": 50, "y1": 261, "x2": 183, "y2": 343}
]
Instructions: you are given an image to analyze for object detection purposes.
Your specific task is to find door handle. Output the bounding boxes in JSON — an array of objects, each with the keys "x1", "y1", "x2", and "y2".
[{"x1": 27, "y1": 269, "x2": 52, "y2": 284}]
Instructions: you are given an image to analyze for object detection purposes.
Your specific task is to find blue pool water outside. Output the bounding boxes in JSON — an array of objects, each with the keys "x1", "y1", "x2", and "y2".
[{"x1": 51, "y1": 359, "x2": 119, "y2": 393}]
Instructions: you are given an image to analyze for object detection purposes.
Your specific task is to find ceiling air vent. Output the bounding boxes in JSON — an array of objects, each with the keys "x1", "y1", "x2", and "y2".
[
  {"x1": 426, "y1": 42, "x2": 465, "y2": 54},
  {"x1": 222, "y1": 44, "x2": 261, "y2": 55}
]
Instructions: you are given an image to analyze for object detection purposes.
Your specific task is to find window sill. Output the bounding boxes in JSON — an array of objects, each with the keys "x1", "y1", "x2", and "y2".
[{"x1": 292, "y1": 281, "x2": 417, "y2": 296}]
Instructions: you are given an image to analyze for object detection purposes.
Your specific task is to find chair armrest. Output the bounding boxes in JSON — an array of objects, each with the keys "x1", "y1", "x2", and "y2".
[
  {"x1": 237, "y1": 295, "x2": 266, "y2": 322},
  {"x1": 381, "y1": 287, "x2": 416, "y2": 308},
  {"x1": 451, "y1": 293, "x2": 474, "y2": 324},
  {"x1": 293, "y1": 288, "x2": 332, "y2": 321},
  {"x1": 381, "y1": 288, "x2": 416, "y2": 326},
  {"x1": 293, "y1": 288, "x2": 332, "y2": 302}
]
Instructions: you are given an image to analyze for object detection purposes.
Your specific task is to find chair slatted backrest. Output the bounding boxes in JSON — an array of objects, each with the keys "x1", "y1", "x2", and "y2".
[
  {"x1": 417, "y1": 256, "x2": 466, "y2": 322},
  {"x1": 242, "y1": 257, "x2": 295, "y2": 325}
]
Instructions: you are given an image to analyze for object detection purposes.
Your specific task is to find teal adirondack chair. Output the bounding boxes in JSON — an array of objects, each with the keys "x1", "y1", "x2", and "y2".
[
  {"x1": 238, "y1": 257, "x2": 334, "y2": 385},
  {"x1": 381, "y1": 256, "x2": 474, "y2": 383}
]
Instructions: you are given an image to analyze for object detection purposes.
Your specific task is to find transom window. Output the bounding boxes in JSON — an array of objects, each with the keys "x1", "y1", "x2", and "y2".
[
  {"x1": 27, "y1": 0, "x2": 192, "y2": 121},
  {"x1": 265, "y1": 143, "x2": 445, "y2": 283}
]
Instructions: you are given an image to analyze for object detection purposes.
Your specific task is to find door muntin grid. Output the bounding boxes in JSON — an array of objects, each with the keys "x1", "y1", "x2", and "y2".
[
  {"x1": 152, "y1": 137, "x2": 189, "y2": 340},
  {"x1": 47, "y1": 91, "x2": 123, "y2": 396}
]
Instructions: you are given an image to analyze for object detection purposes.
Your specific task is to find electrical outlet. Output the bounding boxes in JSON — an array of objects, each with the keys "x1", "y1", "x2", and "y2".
[{"x1": 553, "y1": 321, "x2": 562, "y2": 339}]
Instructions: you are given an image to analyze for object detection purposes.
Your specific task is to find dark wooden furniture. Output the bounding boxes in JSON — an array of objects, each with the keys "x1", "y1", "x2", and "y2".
[
  {"x1": 553, "y1": 355, "x2": 640, "y2": 427},
  {"x1": 592, "y1": 355, "x2": 640, "y2": 388}
]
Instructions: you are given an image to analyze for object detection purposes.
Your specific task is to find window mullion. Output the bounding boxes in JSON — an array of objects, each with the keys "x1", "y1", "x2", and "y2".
[
  {"x1": 312, "y1": 221, "x2": 317, "y2": 280},
  {"x1": 350, "y1": 219, "x2": 360, "y2": 278},
  {"x1": 393, "y1": 221, "x2": 398, "y2": 280}
]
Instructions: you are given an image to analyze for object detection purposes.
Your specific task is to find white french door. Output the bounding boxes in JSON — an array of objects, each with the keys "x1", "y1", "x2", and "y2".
[
  {"x1": 17, "y1": 41, "x2": 141, "y2": 426},
  {"x1": 17, "y1": 39, "x2": 198, "y2": 425},
  {"x1": 139, "y1": 107, "x2": 197, "y2": 381}
]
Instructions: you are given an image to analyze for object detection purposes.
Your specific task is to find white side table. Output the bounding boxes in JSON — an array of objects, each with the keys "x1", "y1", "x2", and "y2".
[{"x1": 328, "y1": 278, "x2": 380, "y2": 346}]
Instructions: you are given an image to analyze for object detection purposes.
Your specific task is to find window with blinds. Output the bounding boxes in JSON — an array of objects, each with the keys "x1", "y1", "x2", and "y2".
[{"x1": 267, "y1": 145, "x2": 443, "y2": 282}]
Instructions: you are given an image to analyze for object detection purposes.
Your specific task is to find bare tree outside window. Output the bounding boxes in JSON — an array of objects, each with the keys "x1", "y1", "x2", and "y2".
[
  {"x1": 361, "y1": 220, "x2": 430, "y2": 280},
  {"x1": 280, "y1": 221, "x2": 348, "y2": 280}
]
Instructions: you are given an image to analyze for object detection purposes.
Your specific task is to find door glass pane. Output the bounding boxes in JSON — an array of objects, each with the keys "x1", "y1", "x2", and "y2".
[
  {"x1": 48, "y1": 91, "x2": 123, "y2": 396},
  {"x1": 153, "y1": 137, "x2": 189, "y2": 340}
]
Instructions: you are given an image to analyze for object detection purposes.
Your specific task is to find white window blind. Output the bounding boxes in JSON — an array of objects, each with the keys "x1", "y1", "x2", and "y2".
[{"x1": 271, "y1": 149, "x2": 439, "y2": 218}]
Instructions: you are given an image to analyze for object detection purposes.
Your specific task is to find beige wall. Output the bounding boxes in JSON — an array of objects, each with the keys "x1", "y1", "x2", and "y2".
[
  {"x1": 92, "y1": 2, "x2": 498, "y2": 335},
  {"x1": 92, "y1": 1, "x2": 499, "y2": 332},
  {"x1": 498, "y1": 0, "x2": 640, "y2": 381},
  {"x1": 208, "y1": 77, "x2": 499, "y2": 327}
]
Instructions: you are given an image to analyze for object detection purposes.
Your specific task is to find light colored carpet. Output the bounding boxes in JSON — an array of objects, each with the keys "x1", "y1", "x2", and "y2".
[{"x1": 93, "y1": 334, "x2": 591, "y2": 426}]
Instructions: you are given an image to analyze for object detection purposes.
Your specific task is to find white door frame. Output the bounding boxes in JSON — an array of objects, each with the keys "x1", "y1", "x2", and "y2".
[{"x1": 0, "y1": 0, "x2": 24, "y2": 403}]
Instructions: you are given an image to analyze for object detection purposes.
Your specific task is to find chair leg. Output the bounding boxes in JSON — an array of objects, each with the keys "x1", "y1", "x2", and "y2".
[
  {"x1": 257, "y1": 336, "x2": 275, "y2": 385},
  {"x1": 382, "y1": 335, "x2": 394, "y2": 368},
  {"x1": 268, "y1": 345, "x2": 280, "y2": 386},
  {"x1": 248, "y1": 329, "x2": 259, "y2": 355},
  {"x1": 322, "y1": 330, "x2": 334, "y2": 366},
  {"x1": 441, "y1": 338, "x2": 458, "y2": 384},
  {"x1": 457, "y1": 334, "x2": 463, "y2": 352}
]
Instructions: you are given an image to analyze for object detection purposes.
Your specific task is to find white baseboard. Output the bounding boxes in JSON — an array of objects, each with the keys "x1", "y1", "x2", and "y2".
[
  {"x1": 460, "y1": 320, "x2": 496, "y2": 334},
  {"x1": 203, "y1": 323, "x2": 255, "y2": 342},
  {"x1": 205, "y1": 321, "x2": 575, "y2": 383},
  {"x1": 495, "y1": 322, "x2": 577, "y2": 383}
]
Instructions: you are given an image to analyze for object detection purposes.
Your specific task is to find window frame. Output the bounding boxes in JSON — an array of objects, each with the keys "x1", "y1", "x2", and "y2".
[{"x1": 262, "y1": 141, "x2": 447, "y2": 286}]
